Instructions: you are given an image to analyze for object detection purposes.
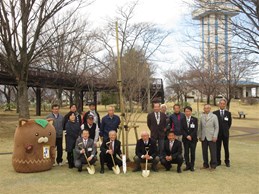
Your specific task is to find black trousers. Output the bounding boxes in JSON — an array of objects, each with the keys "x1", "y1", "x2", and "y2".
[
  {"x1": 133, "y1": 155, "x2": 159, "y2": 168},
  {"x1": 99, "y1": 152, "x2": 122, "y2": 169},
  {"x1": 217, "y1": 135, "x2": 230, "y2": 164},
  {"x1": 201, "y1": 138, "x2": 217, "y2": 168},
  {"x1": 183, "y1": 140, "x2": 197, "y2": 168},
  {"x1": 160, "y1": 155, "x2": 183, "y2": 170},
  {"x1": 56, "y1": 137, "x2": 63, "y2": 164},
  {"x1": 67, "y1": 151, "x2": 74, "y2": 168}
]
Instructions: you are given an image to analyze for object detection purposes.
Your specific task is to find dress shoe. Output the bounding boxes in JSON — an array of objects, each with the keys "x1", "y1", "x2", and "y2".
[
  {"x1": 132, "y1": 167, "x2": 141, "y2": 172},
  {"x1": 183, "y1": 167, "x2": 190, "y2": 171},
  {"x1": 226, "y1": 163, "x2": 230, "y2": 167},
  {"x1": 78, "y1": 167, "x2": 82, "y2": 172},
  {"x1": 165, "y1": 167, "x2": 171, "y2": 171},
  {"x1": 200, "y1": 166, "x2": 209, "y2": 170},
  {"x1": 177, "y1": 168, "x2": 182, "y2": 173},
  {"x1": 151, "y1": 167, "x2": 158, "y2": 172},
  {"x1": 190, "y1": 167, "x2": 195, "y2": 172},
  {"x1": 210, "y1": 167, "x2": 216, "y2": 171},
  {"x1": 100, "y1": 168, "x2": 104, "y2": 174},
  {"x1": 217, "y1": 162, "x2": 221, "y2": 166}
]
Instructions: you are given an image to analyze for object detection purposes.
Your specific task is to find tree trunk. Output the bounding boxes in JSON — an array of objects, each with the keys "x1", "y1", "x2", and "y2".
[
  {"x1": 69, "y1": 90, "x2": 74, "y2": 106},
  {"x1": 17, "y1": 80, "x2": 30, "y2": 118},
  {"x1": 206, "y1": 95, "x2": 210, "y2": 104}
]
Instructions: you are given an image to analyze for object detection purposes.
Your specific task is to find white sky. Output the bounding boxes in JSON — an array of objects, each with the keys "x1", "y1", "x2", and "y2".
[{"x1": 84, "y1": 0, "x2": 195, "y2": 79}]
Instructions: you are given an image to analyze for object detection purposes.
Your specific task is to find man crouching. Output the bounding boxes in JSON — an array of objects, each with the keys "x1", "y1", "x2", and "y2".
[
  {"x1": 132, "y1": 131, "x2": 159, "y2": 172},
  {"x1": 74, "y1": 129, "x2": 97, "y2": 172},
  {"x1": 99, "y1": 130, "x2": 122, "y2": 174}
]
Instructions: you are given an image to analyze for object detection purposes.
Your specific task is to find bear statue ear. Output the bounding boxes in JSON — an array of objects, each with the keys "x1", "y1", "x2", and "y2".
[
  {"x1": 46, "y1": 118, "x2": 54, "y2": 125},
  {"x1": 19, "y1": 119, "x2": 29, "y2": 127}
]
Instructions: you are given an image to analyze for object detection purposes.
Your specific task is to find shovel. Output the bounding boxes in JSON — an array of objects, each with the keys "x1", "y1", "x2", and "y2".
[
  {"x1": 78, "y1": 143, "x2": 95, "y2": 175},
  {"x1": 142, "y1": 151, "x2": 150, "y2": 178},
  {"x1": 111, "y1": 154, "x2": 120, "y2": 174},
  {"x1": 83, "y1": 152, "x2": 95, "y2": 175}
]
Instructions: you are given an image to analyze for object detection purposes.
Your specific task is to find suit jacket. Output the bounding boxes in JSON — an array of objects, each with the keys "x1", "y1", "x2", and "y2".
[
  {"x1": 147, "y1": 112, "x2": 167, "y2": 139},
  {"x1": 181, "y1": 116, "x2": 198, "y2": 142},
  {"x1": 135, "y1": 138, "x2": 157, "y2": 159},
  {"x1": 198, "y1": 112, "x2": 219, "y2": 141},
  {"x1": 213, "y1": 110, "x2": 232, "y2": 137},
  {"x1": 74, "y1": 137, "x2": 96, "y2": 159},
  {"x1": 100, "y1": 138, "x2": 122, "y2": 157},
  {"x1": 162, "y1": 139, "x2": 182, "y2": 159}
]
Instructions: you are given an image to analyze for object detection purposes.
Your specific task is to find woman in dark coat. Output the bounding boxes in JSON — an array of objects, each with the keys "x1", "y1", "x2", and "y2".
[{"x1": 65, "y1": 112, "x2": 81, "y2": 168}]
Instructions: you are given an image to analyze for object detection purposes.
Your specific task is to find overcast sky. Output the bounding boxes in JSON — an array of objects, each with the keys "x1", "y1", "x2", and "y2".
[{"x1": 84, "y1": 0, "x2": 195, "y2": 78}]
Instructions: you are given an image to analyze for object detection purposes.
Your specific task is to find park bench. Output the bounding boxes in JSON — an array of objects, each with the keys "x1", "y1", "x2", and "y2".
[{"x1": 238, "y1": 111, "x2": 247, "y2": 119}]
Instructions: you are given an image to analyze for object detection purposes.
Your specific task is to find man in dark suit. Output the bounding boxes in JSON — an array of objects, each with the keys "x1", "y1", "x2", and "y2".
[
  {"x1": 213, "y1": 99, "x2": 232, "y2": 167},
  {"x1": 99, "y1": 130, "x2": 122, "y2": 174},
  {"x1": 74, "y1": 130, "x2": 97, "y2": 172},
  {"x1": 161, "y1": 131, "x2": 183, "y2": 173},
  {"x1": 132, "y1": 131, "x2": 159, "y2": 172},
  {"x1": 147, "y1": 103, "x2": 167, "y2": 156},
  {"x1": 181, "y1": 106, "x2": 198, "y2": 172}
]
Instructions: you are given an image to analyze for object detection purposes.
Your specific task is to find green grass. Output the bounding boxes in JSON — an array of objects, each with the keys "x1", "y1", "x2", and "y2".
[{"x1": 1, "y1": 139, "x2": 259, "y2": 194}]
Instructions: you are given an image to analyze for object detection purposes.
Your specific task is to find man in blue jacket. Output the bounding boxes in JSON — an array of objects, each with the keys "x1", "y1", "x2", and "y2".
[
  {"x1": 168, "y1": 104, "x2": 185, "y2": 156},
  {"x1": 100, "y1": 106, "x2": 121, "y2": 141}
]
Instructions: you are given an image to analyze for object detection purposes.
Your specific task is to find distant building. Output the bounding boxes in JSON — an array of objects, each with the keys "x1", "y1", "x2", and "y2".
[{"x1": 192, "y1": 0, "x2": 239, "y2": 73}]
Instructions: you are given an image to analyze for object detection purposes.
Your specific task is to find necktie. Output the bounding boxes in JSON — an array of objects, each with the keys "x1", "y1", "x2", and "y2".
[
  {"x1": 84, "y1": 140, "x2": 87, "y2": 147},
  {"x1": 109, "y1": 141, "x2": 114, "y2": 154},
  {"x1": 170, "y1": 141, "x2": 173, "y2": 151},
  {"x1": 187, "y1": 117, "x2": 190, "y2": 127},
  {"x1": 221, "y1": 110, "x2": 224, "y2": 119}
]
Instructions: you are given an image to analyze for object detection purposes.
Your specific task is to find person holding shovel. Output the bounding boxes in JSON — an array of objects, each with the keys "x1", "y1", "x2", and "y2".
[
  {"x1": 132, "y1": 131, "x2": 159, "y2": 172},
  {"x1": 74, "y1": 130, "x2": 97, "y2": 172},
  {"x1": 99, "y1": 130, "x2": 122, "y2": 174}
]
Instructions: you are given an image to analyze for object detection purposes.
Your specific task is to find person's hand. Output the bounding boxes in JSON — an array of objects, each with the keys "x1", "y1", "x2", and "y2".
[
  {"x1": 212, "y1": 137, "x2": 217, "y2": 142},
  {"x1": 80, "y1": 149, "x2": 85, "y2": 154},
  {"x1": 166, "y1": 156, "x2": 172, "y2": 161},
  {"x1": 164, "y1": 128, "x2": 166, "y2": 132},
  {"x1": 107, "y1": 149, "x2": 113, "y2": 155},
  {"x1": 87, "y1": 156, "x2": 92, "y2": 161},
  {"x1": 187, "y1": 135, "x2": 192, "y2": 141},
  {"x1": 145, "y1": 154, "x2": 150, "y2": 160}
]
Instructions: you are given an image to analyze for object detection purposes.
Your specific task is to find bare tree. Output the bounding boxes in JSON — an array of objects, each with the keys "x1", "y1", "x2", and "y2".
[{"x1": 0, "y1": 0, "x2": 88, "y2": 118}]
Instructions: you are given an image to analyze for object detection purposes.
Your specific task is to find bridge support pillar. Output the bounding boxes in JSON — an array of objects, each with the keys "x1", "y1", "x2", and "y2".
[
  {"x1": 93, "y1": 91, "x2": 97, "y2": 111},
  {"x1": 36, "y1": 87, "x2": 41, "y2": 116},
  {"x1": 80, "y1": 90, "x2": 84, "y2": 113}
]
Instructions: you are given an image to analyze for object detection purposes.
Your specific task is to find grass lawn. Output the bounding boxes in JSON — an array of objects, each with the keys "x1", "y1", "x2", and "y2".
[{"x1": 0, "y1": 100, "x2": 259, "y2": 194}]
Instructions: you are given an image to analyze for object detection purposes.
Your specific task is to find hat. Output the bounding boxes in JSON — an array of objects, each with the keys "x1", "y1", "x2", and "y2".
[{"x1": 87, "y1": 114, "x2": 94, "y2": 119}]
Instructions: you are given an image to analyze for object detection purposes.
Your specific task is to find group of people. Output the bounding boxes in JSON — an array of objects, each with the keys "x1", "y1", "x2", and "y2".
[
  {"x1": 46, "y1": 103, "x2": 121, "y2": 173},
  {"x1": 144, "y1": 100, "x2": 232, "y2": 173},
  {"x1": 46, "y1": 98, "x2": 232, "y2": 174}
]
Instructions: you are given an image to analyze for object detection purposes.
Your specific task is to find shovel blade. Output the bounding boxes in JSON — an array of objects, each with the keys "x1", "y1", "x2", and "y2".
[
  {"x1": 86, "y1": 165, "x2": 95, "y2": 175},
  {"x1": 112, "y1": 165, "x2": 120, "y2": 174},
  {"x1": 142, "y1": 170, "x2": 150, "y2": 177}
]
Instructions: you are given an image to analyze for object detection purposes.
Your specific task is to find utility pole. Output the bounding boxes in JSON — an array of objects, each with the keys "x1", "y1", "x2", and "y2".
[{"x1": 115, "y1": 21, "x2": 125, "y2": 154}]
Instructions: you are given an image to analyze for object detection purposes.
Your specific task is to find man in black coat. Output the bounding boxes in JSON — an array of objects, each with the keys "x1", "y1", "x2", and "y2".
[
  {"x1": 213, "y1": 99, "x2": 232, "y2": 167},
  {"x1": 147, "y1": 103, "x2": 167, "y2": 156},
  {"x1": 99, "y1": 130, "x2": 122, "y2": 174},
  {"x1": 181, "y1": 106, "x2": 198, "y2": 171},
  {"x1": 132, "y1": 131, "x2": 159, "y2": 172},
  {"x1": 161, "y1": 131, "x2": 183, "y2": 173}
]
